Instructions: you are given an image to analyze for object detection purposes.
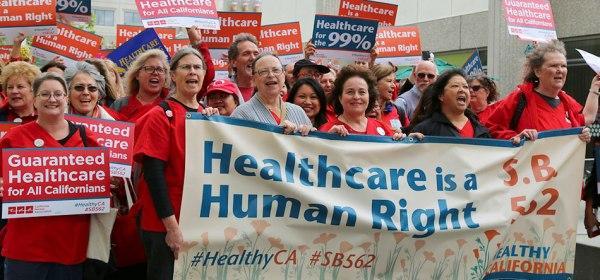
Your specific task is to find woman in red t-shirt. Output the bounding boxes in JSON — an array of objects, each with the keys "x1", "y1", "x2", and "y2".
[
  {"x1": 0, "y1": 73, "x2": 101, "y2": 279},
  {"x1": 133, "y1": 47, "x2": 218, "y2": 279},
  {"x1": 467, "y1": 74, "x2": 500, "y2": 125},
  {"x1": 319, "y1": 65, "x2": 403, "y2": 139}
]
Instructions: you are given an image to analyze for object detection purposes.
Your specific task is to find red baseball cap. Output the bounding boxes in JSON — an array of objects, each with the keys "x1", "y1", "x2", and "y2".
[
  {"x1": 206, "y1": 79, "x2": 244, "y2": 104},
  {"x1": 207, "y1": 79, "x2": 240, "y2": 96}
]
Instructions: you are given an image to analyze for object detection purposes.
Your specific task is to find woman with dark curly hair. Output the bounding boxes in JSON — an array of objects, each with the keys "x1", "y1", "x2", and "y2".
[
  {"x1": 287, "y1": 78, "x2": 328, "y2": 128},
  {"x1": 467, "y1": 74, "x2": 499, "y2": 124},
  {"x1": 409, "y1": 69, "x2": 490, "y2": 138},
  {"x1": 319, "y1": 64, "x2": 403, "y2": 139}
]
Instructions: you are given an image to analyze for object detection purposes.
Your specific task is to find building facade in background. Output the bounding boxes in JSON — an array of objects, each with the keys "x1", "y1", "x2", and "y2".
[{"x1": 91, "y1": 0, "x2": 600, "y2": 100}]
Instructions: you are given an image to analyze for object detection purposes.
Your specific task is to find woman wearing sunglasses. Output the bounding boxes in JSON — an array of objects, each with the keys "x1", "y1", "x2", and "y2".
[
  {"x1": 467, "y1": 74, "x2": 499, "y2": 124},
  {"x1": 65, "y1": 61, "x2": 124, "y2": 120}
]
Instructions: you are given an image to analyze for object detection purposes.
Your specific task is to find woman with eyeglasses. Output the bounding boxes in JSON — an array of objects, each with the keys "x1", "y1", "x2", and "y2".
[
  {"x1": 231, "y1": 52, "x2": 312, "y2": 134},
  {"x1": 133, "y1": 47, "x2": 218, "y2": 280},
  {"x1": 0, "y1": 61, "x2": 41, "y2": 123},
  {"x1": 112, "y1": 27, "x2": 214, "y2": 122},
  {"x1": 319, "y1": 64, "x2": 404, "y2": 139},
  {"x1": 0, "y1": 73, "x2": 102, "y2": 280},
  {"x1": 65, "y1": 61, "x2": 124, "y2": 120},
  {"x1": 466, "y1": 74, "x2": 499, "y2": 124}
]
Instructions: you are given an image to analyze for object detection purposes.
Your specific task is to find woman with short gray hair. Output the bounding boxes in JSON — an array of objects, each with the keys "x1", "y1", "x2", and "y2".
[{"x1": 64, "y1": 61, "x2": 123, "y2": 120}]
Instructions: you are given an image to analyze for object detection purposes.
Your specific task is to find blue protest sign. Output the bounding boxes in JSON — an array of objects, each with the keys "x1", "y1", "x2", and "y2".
[
  {"x1": 462, "y1": 49, "x2": 484, "y2": 76},
  {"x1": 107, "y1": 28, "x2": 171, "y2": 73},
  {"x1": 56, "y1": 0, "x2": 92, "y2": 22},
  {"x1": 311, "y1": 14, "x2": 378, "y2": 62}
]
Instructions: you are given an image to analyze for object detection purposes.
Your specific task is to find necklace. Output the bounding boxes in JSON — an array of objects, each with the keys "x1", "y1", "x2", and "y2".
[{"x1": 257, "y1": 95, "x2": 286, "y2": 121}]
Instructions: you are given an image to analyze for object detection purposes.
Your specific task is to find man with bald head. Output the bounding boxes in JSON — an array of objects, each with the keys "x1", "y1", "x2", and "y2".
[{"x1": 394, "y1": 60, "x2": 438, "y2": 119}]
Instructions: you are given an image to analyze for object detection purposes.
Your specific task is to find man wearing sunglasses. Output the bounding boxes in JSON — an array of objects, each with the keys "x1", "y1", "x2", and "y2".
[{"x1": 394, "y1": 60, "x2": 438, "y2": 119}]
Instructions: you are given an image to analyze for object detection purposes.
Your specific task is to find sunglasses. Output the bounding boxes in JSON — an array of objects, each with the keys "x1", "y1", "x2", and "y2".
[
  {"x1": 73, "y1": 84, "x2": 99, "y2": 93},
  {"x1": 470, "y1": 85, "x2": 483, "y2": 92},
  {"x1": 416, "y1": 72, "x2": 436, "y2": 79}
]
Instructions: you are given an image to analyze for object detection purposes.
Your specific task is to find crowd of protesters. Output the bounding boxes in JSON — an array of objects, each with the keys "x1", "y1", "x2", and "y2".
[{"x1": 0, "y1": 26, "x2": 599, "y2": 280}]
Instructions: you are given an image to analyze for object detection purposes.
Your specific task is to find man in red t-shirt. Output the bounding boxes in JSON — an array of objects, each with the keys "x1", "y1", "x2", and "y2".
[{"x1": 227, "y1": 33, "x2": 260, "y2": 101}]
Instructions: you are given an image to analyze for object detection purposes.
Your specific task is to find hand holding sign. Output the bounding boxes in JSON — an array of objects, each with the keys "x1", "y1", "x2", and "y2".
[{"x1": 186, "y1": 26, "x2": 203, "y2": 46}]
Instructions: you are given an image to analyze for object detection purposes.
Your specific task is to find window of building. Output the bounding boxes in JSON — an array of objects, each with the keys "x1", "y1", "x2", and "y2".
[
  {"x1": 124, "y1": 10, "x2": 141, "y2": 26},
  {"x1": 94, "y1": 9, "x2": 114, "y2": 26},
  {"x1": 563, "y1": 36, "x2": 600, "y2": 105}
]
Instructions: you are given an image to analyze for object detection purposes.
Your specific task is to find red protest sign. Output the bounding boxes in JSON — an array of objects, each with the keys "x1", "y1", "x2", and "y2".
[
  {"x1": 161, "y1": 39, "x2": 190, "y2": 57},
  {"x1": 0, "y1": 0, "x2": 57, "y2": 37},
  {"x1": 202, "y1": 12, "x2": 261, "y2": 72},
  {"x1": 31, "y1": 23, "x2": 102, "y2": 64},
  {"x1": 375, "y1": 26, "x2": 422, "y2": 66},
  {"x1": 65, "y1": 115, "x2": 135, "y2": 178},
  {"x1": 2, "y1": 147, "x2": 110, "y2": 218},
  {"x1": 503, "y1": 0, "x2": 556, "y2": 42},
  {"x1": 116, "y1": 25, "x2": 176, "y2": 47},
  {"x1": 259, "y1": 22, "x2": 303, "y2": 65},
  {"x1": 0, "y1": 46, "x2": 12, "y2": 62},
  {"x1": 339, "y1": 0, "x2": 397, "y2": 26},
  {"x1": 135, "y1": 0, "x2": 219, "y2": 29},
  {"x1": 0, "y1": 122, "x2": 19, "y2": 139}
]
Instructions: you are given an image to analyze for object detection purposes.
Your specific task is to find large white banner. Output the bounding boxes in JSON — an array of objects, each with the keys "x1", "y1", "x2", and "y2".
[{"x1": 175, "y1": 115, "x2": 584, "y2": 280}]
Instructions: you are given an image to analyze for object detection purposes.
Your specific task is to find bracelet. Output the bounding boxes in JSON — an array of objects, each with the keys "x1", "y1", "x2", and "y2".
[{"x1": 591, "y1": 89, "x2": 600, "y2": 96}]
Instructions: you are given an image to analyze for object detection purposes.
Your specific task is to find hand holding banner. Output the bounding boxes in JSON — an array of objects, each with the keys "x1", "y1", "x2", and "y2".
[
  {"x1": 174, "y1": 115, "x2": 584, "y2": 279},
  {"x1": 2, "y1": 147, "x2": 111, "y2": 218},
  {"x1": 312, "y1": 15, "x2": 378, "y2": 62}
]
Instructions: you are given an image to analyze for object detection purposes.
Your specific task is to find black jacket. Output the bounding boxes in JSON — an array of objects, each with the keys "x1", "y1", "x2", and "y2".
[{"x1": 411, "y1": 111, "x2": 490, "y2": 138}]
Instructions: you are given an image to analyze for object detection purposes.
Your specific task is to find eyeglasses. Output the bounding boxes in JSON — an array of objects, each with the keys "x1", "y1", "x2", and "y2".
[
  {"x1": 72, "y1": 84, "x2": 99, "y2": 93},
  {"x1": 416, "y1": 72, "x2": 436, "y2": 79},
  {"x1": 37, "y1": 91, "x2": 66, "y2": 100},
  {"x1": 142, "y1": 66, "x2": 166, "y2": 74},
  {"x1": 256, "y1": 67, "x2": 283, "y2": 77},
  {"x1": 177, "y1": 64, "x2": 204, "y2": 72},
  {"x1": 470, "y1": 85, "x2": 483, "y2": 92}
]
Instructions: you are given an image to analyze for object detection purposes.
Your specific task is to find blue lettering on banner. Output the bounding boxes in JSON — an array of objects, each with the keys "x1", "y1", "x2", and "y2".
[
  {"x1": 200, "y1": 141, "x2": 482, "y2": 238},
  {"x1": 311, "y1": 15, "x2": 379, "y2": 52},
  {"x1": 188, "y1": 249, "x2": 275, "y2": 270}
]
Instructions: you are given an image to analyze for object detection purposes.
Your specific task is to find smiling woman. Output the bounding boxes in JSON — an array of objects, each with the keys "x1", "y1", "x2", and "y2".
[
  {"x1": 231, "y1": 52, "x2": 312, "y2": 133},
  {"x1": 0, "y1": 61, "x2": 41, "y2": 123},
  {"x1": 65, "y1": 61, "x2": 123, "y2": 121},
  {"x1": 408, "y1": 69, "x2": 490, "y2": 138},
  {"x1": 0, "y1": 73, "x2": 103, "y2": 279}
]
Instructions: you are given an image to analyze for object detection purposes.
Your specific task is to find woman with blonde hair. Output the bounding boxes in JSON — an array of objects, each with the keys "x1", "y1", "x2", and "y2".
[
  {"x1": 0, "y1": 61, "x2": 40, "y2": 122},
  {"x1": 110, "y1": 49, "x2": 171, "y2": 122}
]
